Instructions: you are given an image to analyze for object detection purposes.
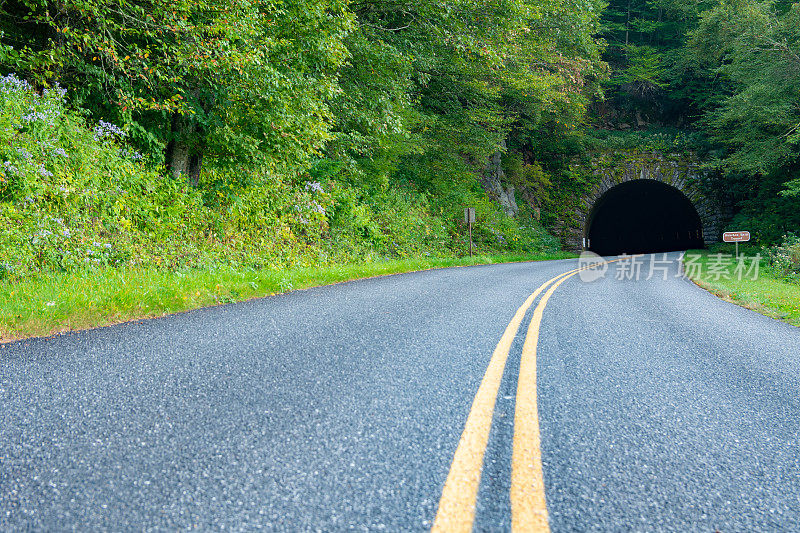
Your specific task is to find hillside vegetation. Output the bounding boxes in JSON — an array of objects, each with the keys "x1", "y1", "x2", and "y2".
[
  {"x1": 1, "y1": 1, "x2": 605, "y2": 282},
  {"x1": 1, "y1": 73, "x2": 564, "y2": 278}
]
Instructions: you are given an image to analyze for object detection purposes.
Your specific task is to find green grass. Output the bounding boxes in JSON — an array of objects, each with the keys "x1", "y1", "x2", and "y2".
[
  {"x1": 683, "y1": 250, "x2": 800, "y2": 327},
  {"x1": 0, "y1": 252, "x2": 575, "y2": 342}
]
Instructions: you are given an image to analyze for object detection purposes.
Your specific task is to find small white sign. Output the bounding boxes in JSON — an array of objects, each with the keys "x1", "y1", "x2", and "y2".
[{"x1": 464, "y1": 208, "x2": 476, "y2": 224}]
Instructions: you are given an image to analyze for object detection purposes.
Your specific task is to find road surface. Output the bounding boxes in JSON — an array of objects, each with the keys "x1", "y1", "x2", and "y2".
[{"x1": 2, "y1": 253, "x2": 799, "y2": 531}]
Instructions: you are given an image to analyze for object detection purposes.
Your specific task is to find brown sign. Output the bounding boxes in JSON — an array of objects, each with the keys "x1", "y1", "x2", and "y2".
[{"x1": 723, "y1": 231, "x2": 751, "y2": 243}]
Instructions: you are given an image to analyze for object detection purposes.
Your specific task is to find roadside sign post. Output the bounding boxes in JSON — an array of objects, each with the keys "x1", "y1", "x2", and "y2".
[
  {"x1": 464, "y1": 208, "x2": 476, "y2": 258},
  {"x1": 723, "y1": 231, "x2": 751, "y2": 258}
]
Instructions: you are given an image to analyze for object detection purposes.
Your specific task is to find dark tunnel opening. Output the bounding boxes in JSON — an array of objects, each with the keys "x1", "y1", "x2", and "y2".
[{"x1": 586, "y1": 180, "x2": 705, "y2": 256}]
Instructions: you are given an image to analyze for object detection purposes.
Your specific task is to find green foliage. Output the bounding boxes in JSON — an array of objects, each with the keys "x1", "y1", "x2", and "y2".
[
  {"x1": 0, "y1": 73, "x2": 192, "y2": 272},
  {"x1": 611, "y1": 44, "x2": 667, "y2": 91},
  {"x1": 783, "y1": 179, "x2": 800, "y2": 197},
  {"x1": 503, "y1": 154, "x2": 553, "y2": 205},
  {"x1": 1, "y1": 0, "x2": 353, "y2": 172},
  {"x1": 1, "y1": 0, "x2": 609, "y2": 256},
  {"x1": 724, "y1": 172, "x2": 800, "y2": 245},
  {"x1": 0, "y1": 74, "x2": 560, "y2": 280},
  {"x1": 580, "y1": 127, "x2": 707, "y2": 153},
  {"x1": 681, "y1": 1, "x2": 800, "y2": 244},
  {"x1": 690, "y1": 1, "x2": 800, "y2": 176},
  {"x1": 326, "y1": 0, "x2": 606, "y2": 200},
  {"x1": 598, "y1": 0, "x2": 715, "y2": 124}
]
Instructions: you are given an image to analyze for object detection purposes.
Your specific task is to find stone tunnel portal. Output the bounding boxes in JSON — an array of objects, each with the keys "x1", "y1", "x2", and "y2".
[{"x1": 586, "y1": 179, "x2": 704, "y2": 256}]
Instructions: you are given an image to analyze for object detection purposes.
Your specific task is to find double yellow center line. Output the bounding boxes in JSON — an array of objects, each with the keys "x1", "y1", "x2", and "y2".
[{"x1": 432, "y1": 259, "x2": 620, "y2": 533}]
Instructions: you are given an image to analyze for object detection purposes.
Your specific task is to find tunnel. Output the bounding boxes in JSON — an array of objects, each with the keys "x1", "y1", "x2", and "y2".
[{"x1": 586, "y1": 179, "x2": 704, "y2": 256}]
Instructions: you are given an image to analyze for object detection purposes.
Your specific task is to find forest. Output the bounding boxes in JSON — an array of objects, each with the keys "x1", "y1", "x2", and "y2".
[{"x1": 0, "y1": 0, "x2": 798, "y2": 280}]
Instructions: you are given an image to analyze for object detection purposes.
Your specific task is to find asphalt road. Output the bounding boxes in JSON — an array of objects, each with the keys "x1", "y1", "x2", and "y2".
[{"x1": 1, "y1": 253, "x2": 799, "y2": 531}]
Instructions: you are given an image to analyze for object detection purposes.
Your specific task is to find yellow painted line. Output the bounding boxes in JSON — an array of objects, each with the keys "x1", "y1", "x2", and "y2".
[
  {"x1": 511, "y1": 258, "x2": 622, "y2": 532},
  {"x1": 510, "y1": 272, "x2": 577, "y2": 532},
  {"x1": 431, "y1": 268, "x2": 580, "y2": 533}
]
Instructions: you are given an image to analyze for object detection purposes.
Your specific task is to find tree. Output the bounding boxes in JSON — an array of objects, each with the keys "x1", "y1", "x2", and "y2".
[
  {"x1": 598, "y1": 0, "x2": 717, "y2": 126},
  {"x1": 688, "y1": 0, "x2": 800, "y2": 241},
  {"x1": 0, "y1": 0, "x2": 353, "y2": 182}
]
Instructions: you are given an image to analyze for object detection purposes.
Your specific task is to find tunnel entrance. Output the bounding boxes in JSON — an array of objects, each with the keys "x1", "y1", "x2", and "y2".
[{"x1": 586, "y1": 179, "x2": 704, "y2": 256}]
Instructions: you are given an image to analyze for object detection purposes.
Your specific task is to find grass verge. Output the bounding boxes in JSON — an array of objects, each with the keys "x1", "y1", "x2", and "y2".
[
  {"x1": 0, "y1": 252, "x2": 575, "y2": 342},
  {"x1": 683, "y1": 249, "x2": 800, "y2": 327}
]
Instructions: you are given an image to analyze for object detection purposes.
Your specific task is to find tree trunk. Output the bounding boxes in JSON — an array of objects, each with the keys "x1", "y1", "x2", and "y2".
[
  {"x1": 165, "y1": 113, "x2": 204, "y2": 186},
  {"x1": 625, "y1": 0, "x2": 632, "y2": 46}
]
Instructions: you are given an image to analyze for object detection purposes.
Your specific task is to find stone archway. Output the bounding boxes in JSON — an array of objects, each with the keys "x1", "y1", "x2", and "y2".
[{"x1": 566, "y1": 153, "x2": 725, "y2": 252}]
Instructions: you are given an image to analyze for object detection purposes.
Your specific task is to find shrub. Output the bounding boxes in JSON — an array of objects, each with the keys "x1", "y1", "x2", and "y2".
[
  {"x1": 0, "y1": 73, "x2": 210, "y2": 273},
  {"x1": 765, "y1": 233, "x2": 800, "y2": 283}
]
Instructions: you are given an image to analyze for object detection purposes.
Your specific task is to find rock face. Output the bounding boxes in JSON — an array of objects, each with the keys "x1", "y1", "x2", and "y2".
[
  {"x1": 482, "y1": 144, "x2": 519, "y2": 217},
  {"x1": 561, "y1": 151, "x2": 729, "y2": 251}
]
